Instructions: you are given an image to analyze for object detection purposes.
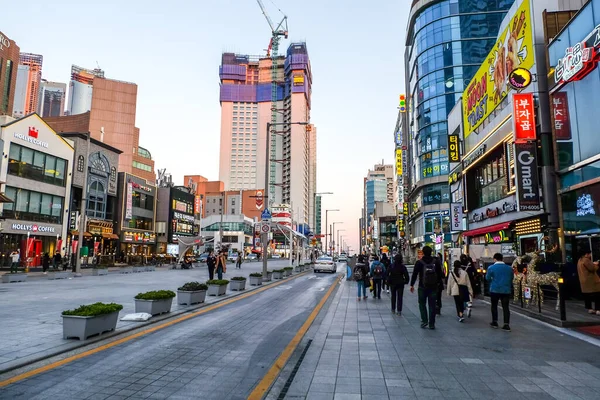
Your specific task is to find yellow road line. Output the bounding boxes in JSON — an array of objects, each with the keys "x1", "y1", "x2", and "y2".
[
  {"x1": 0, "y1": 271, "x2": 311, "y2": 388},
  {"x1": 248, "y1": 274, "x2": 341, "y2": 400}
]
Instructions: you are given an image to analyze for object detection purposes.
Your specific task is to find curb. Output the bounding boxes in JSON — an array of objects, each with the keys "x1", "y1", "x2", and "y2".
[{"x1": 0, "y1": 268, "x2": 313, "y2": 377}]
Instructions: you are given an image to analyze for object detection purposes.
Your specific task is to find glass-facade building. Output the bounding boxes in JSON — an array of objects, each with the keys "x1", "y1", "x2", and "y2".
[
  {"x1": 405, "y1": 0, "x2": 515, "y2": 242},
  {"x1": 366, "y1": 180, "x2": 387, "y2": 218}
]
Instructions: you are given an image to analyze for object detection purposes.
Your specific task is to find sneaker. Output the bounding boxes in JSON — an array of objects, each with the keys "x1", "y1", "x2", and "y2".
[
  {"x1": 502, "y1": 324, "x2": 511, "y2": 332},
  {"x1": 357, "y1": 298, "x2": 361, "y2": 301},
  {"x1": 490, "y1": 322, "x2": 499, "y2": 329},
  {"x1": 467, "y1": 301, "x2": 473, "y2": 308},
  {"x1": 429, "y1": 326, "x2": 435, "y2": 330},
  {"x1": 459, "y1": 317, "x2": 465, "y2": 323},
  {"x1": 421, "y1": 322, "x2": 428, "y2": 329},
  {"x1": 467, "y1": 308, "x2": 472, "y2": 318},
  {"x1": 396, "y1": 312, "x2": 402, "y2": 316},
  {"x1": 363, "y1": 296, "x2": 368, "y2": 300}
]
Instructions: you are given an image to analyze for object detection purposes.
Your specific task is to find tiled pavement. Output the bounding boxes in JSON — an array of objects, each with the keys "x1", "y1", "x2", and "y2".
[
  {"x1": 0, "y1": 259, "x2": 305, "y2": 373},
  {"x1": 280, "y1": 279, "x2": 600, "y2": 400}
]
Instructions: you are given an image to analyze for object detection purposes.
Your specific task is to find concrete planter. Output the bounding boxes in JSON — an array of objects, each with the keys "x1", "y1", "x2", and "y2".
[
  {"x1": 48, "y1": 271, "x2": 71, "y2": 280},
  {"x1": 249, "y1": 276, "x2": 263, "y2": 286},
  {"x1": 120, "y1": 266, "x2": 133, "y2": 274},
  {"x1": 294, "y1": 266, "x2": 302, "y2": 273},
  {"x1": 229, "y1": 279, "x2": 246, "y2": 291},
  {"x1": 134, "y1": 298, "x2": 173, "y2": 316},
  {"x1": 92, "y1": 268, "x2": 108, "y2": 276},
  {"x1": 272, "y1": 271, "x2": 283, "y2": 280},
  {"x1": 2, "y1": 273, "x2": 28, "y2": 283},
  {"x1": 145, "y1": 265, "x2": 156, "y2": 272},
  {"x1": 133, "y1": 266, "x2": 146, "y2": 273},
  {"x1": 262, "y1": 273, "x2": 273, "y2": 282},
  {"x1": 62, "y1": 311, "x2": 119, "y2": 340},
  {"x1": 177, "y1": 290, "x2": 206, "y2": 305},
  {"x1": 207, "y1": 284, "x2": 228, "y2": 296},
  {"x1": 283, "y1": 270, "x2": 292, "y2": 277}
]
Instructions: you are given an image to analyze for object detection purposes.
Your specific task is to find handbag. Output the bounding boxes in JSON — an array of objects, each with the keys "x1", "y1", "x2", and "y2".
[{"x1": 451, "y1": 272, "x2": 470, "y2": 302}]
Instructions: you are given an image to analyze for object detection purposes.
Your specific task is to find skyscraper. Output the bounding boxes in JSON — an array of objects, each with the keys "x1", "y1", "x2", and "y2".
[
  {"x1": 218, "y1": 42, "x2": 316, "y2": 229},
  {"x1": 401, "y1": 0, "x2": 515, "y2": 246},
  {"x1": 0, "y1": 30, "x2": 19, "y2": 117},
  {"x1": 67, "y1": 65, "x2": 104, "y2": 116},
  {"x1": 38, "y1": 80, "x2": 66, "y2": 117},
  {"x1": 12, "y1": 53, "x2": 42, "y2": 118}
]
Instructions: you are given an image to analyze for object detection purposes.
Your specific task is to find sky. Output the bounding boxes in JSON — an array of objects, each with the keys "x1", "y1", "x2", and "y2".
[{"x1": 3, "y1": 0, "x2": 409, "y2": 253}]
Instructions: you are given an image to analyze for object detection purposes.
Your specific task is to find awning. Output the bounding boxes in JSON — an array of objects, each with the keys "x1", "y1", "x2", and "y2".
[
  {"x1": 71, "y1": 231, "x2": 93, "y2": 238},
  {"x1": 101, "y1": 233, "x2": 119, "y2": 240},
  {"x1": 462, "y1": 222, "x2": 512, "y2": 237},
  {"x1": 0, "y1": 193, "x2": 13, "y2": 203}
]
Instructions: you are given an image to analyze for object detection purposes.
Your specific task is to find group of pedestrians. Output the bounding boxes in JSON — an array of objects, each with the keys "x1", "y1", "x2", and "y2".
[
  {"x1": 206, "y1": 250, "x2": 227, "y2": 280},
  {"x1": 354, "y1": 245, "x2": 515, "y2": 332}
]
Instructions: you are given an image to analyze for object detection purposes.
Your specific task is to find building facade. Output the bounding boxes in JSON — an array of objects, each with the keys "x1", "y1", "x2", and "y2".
[
  {"x1": 0, "y1": 114, "x2": 74, "y2": 267},
  {"x1": 67, "y1": 65, "x2": 104, "y2": 116},
  {"x1": 13, "y1": 53, "x2": 42, "y2": 119},
  {"x1": 0, "y1": 30, "x2": 19, "y2": 117},
  {"x1": 156, "y1": 186, "x2": 198, "y2": 255},
  {"x1": 38, "y1": 80, "x2": 66, "y2": 117}
]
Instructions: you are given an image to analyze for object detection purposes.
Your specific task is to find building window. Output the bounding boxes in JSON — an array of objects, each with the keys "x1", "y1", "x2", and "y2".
[
  {"x1": 3, "y1": 186, "x2": 63, "y2": 224},
  {"x1": 87, "y1": 180, "x2": 106, "y2": 219},
  {"x1": 7, "y1": 143, "x2": 68, "y2": 187},
  {"x1": 77, "y1": 155, "x2": 85, "y2": 172},
  {"x1": 132, "y1": 191, "x2": 154, "y2": 211},
  {"x1": 132, "y1": 161, "x2": 152, "y2": 172},
  {"x1": 111, "y1": 167, "x2": 117, "y2": 182},
  {"x1": 467, "y1": 149, "x2": 508, "y2": 209}
]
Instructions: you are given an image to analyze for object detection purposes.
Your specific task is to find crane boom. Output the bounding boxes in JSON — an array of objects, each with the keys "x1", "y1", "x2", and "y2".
[
  {"x1": 255, "y1": 0, "x2": 288, "y2": 36},
  {"x1": 255, "y1": 0, "x2": 276, "y2": 32}
]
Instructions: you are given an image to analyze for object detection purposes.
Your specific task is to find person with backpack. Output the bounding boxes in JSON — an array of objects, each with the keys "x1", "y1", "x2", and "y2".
[
  {"x1": 486, "y1": 253, "x2": 514, "y2": 332},
  {"x1": 447, "y1": 260, "x2": 473, "y2": 322},
  {"x1": 410, "y1": 245, "x2": 444, "y2": 329},
  {"x1": 387, "y1": 253, "x2": 410, "y2": 315},
  {"x1": 354, "y1": 254, "x2": 370, "y2": 301},
  {"x1": 381, "y1": 253, "x2": 391, "y2": 294},
  {"x1": 370, "y1": 255, "x2": 386, "y2": 299},
  {"x1": 460, "y1": 254, "x2": 477, "y2": 308}
]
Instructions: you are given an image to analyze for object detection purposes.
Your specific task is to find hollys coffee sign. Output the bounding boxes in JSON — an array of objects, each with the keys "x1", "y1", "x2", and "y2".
[
  {"x1": 11, "y1": 223, "x2": 56, "y2": 233},
  {"x1": 515, "y1": 141, "x2": 541, "y2": 212}
]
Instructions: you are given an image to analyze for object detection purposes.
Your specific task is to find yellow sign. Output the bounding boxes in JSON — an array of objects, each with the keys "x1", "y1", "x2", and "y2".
[
  {"x1": 293, "y1": 74, "x2": 304, "y2": 86},
  {"x1": 396, "y1": 149, "x2": 403, "y2": 175},
  {"x1": 462, "y1": 0, "x2": 534, "y2": 138},
  {"x1": 449, "y1": 134, "x2": 460, "y2": 162}
]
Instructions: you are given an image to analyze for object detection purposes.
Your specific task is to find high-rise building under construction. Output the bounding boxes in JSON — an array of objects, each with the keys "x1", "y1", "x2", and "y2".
[{"x1": 218, "y1": 42, "x2": 316, "y2": 230}]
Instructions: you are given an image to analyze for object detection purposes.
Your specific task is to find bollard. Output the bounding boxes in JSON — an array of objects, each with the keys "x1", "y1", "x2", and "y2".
[{"x1": 558, "y1": 277, "x2": 566, "y2": 321}]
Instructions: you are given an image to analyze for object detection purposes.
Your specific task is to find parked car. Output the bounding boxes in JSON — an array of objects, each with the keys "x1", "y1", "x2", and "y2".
[
  {"x1": 227, "y1": 253, "x2": 239, "y2": 263},
  {"x1": 246, "y1": 253, "x2": 258, "y2": 261},
  {"x1": 338, "y1": 254, "x2": 348, "y2": 263},
  {"x1": 314, "y1": 256, "x2": 336, "y2": 273},
  {"x1": 196, "y1": 253, "x2": 209, "y2": 263},
  {"x1": 271, "y1": 254, "x2": 281, "y2": 259}
]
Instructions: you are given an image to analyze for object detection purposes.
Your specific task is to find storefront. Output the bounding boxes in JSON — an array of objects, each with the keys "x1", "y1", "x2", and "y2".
[
  {"x1": 0, "y1": 114, "x2": 74, "y2": 267},
  {"x1": 547, "y1": 0, "x2": 600, "y2": 262},
  {"x1": 168, "y1": 187, "x2": 197, "y2": 245}
]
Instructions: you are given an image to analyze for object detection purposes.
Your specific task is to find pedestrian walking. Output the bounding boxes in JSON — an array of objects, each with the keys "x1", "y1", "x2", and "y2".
[
  {"x1": 215, "y1": 250, "x2": 227, "y2": 280},
  {"x1": 53, "y1": 251, "x2": 62, "y2": 271},
  {"x1": 42, "y1": 252, "x2": 50, "y2": 274},
  {"x1": 486, "y1": 253, "x2": 514, "y2": 332},
  {"x1": 207, "y1": 251, "x2": 216, "y2": 280},
  {"x1": 236, "y1": 253, "x2": 243, "y2": 269},
  {"x1": 460, "y1": 254, "x2": 477, "y2": 306},
  {"x1": 387, "y1": 253, "x2": 410, "y2": 315},
  {"x1": 381, "y1": 253, "x2": 391, "y2": 294},
  {"x1": 370, "y1": 255, "x2": 386, "y2": 299},
  {"x1": 577, "y1": 247, "x2": 600, "y2": 315},
  {"x1": 354, "y1": 254, "x2": 370, "y2": 301},
  {"x1": 9, "y1": 249, "x2": 20, "y2": 273},
  {"x1": 410, "y1": 245, "x2": 444, "y2": 329},
  {"x1": 447, "y1": 260, "x2": 473, "y2": 322}
]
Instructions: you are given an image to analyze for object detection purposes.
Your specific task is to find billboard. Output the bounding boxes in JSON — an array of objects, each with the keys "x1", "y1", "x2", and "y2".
[
  {"x1": 514, "y1": 141, "x2": 541, "y2": 211},
  {"x1": 125, "y1": 182, "x2": 133, "y2": 220},
  {"x1": 462, "y1": 0, "x2": 534, "y2": 138},
  {"x1": 395, "y1": 149, "x2": 403, "y2": 175}
]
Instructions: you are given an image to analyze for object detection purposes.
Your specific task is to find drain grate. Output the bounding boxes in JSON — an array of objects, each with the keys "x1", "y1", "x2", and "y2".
[{"x1": 277, "y1": 339, "x2": 313, "y2": 400}]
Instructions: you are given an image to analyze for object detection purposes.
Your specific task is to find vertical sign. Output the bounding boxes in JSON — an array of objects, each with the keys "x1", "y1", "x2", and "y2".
[
  {"x1": 450, "y1": 203, "x2": 463, "y2": 231},
  {"x1": 513, "y1": 93, "x2": 536, "y2": 142},
  {"x1": 514, "y1": 142, "x2": 541, "y2": 211},
  {"x1": 396, "y1": 149, "x2": 403, "y2": 175},
  {"x1": 125, "y1": 182, "x2": 133, "y2": 220},
  {"x1": 255, "y1": 190, "x2": 264, "y2": 210},
  {"x1": 552, "y1": 92, "x2": 571, "y2": 140},
  {"x1": 194, "y1": 195, "x2": 201, "y2": 215},
  {"x1": 448, "y1": 134, "x2": 460, "y2": 162},
  {"x1": 395, "y1": 130, "x2": 402, "y2": 146}
]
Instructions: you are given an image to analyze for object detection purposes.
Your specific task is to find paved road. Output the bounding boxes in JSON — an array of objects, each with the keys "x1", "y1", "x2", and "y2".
[
  {"x1": 0, "y1": 259, "x2": 305, "y2": 373},
  {"x1": 276, "y1": 277, "x2": 600, "y2": 400},
  {"x1": 0, "y1": 265, "x2": 343, "y2": 400}
]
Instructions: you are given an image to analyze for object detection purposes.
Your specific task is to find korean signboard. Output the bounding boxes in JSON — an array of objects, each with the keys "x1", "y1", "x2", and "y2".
[
  {"x1": 395, "y1": 130, "x2": 402, "y2": 146},
  {"x1": 448, "y1": 134, "x2": 460, "y2": 162},
  {"x1": 462, "y1": 0, "x2": 534, "y2": 138},
  {"x1": 514, "y1": 141, "x2": 541, "y2": 211},
  {"x1": 125, "y1": 182, "x2": 133, "y2": 220},
  {"x1": 512, "y1": 93, "x2": 536, "y2": 142},
  {"x1": 554, "y1": 25, "x2": 600, "y2": 86},
  {"x1": 396, "y1": 149, "x2": 403, "y2": 176},
  {"x1": 450, "y1": 203, "x2": 463, "y2": 231},
  {"x1": 194, "y1": 195, "x2": 202, "y2": 215},
  {"x1": 552, "y1": 92, "x2": 571, "y2": 140}
]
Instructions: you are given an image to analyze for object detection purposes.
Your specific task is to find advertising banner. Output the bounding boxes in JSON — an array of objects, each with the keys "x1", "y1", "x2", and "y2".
[
  {"x1": 463, "y1": 0, "x2": 534, "y2": 138},
  {"x1": 451, "y1": 203, "x2": 463, "y2": 231},
  {"x1": 514, "y1": 141, "x2": 541, "y2": 211},
  {"x1": 449, "y1": 134, "x2": 460, "y2": 162},
  {"x1": 255, "y1": 190, "x2": 264, "y2": 210},
  {"x1": 513, "y1": 93, "x2": 536, "y2": 142},
  {"x1": 125, "y1": 182, "x2": 133, "y2": 220},
  {"x1": 552, "y1": 92, "x2": 571, "y2": 140},
  {"x1": 395, "y1": 130, "x2": 402, "y2": 146},
  {"x1": 396, "y1": 149, "x2": 403, "y2": 176}
]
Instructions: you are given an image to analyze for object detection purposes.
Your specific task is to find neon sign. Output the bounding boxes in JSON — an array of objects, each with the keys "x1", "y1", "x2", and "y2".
[
  {"x1": 555, "y1": 25, "x2": 600, "y2": 84},
  {"x1": 576, "y1": 194, "x2": 595, "y2": 217}
]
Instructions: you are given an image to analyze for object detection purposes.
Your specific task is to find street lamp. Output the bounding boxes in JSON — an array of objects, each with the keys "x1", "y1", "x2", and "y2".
[
  {"x1": 325, "y1": 209, "x2": 339, "y2": 257},
  {"x1": 338, "y1": 230, "x2": 346, "y2": 257},
  {"x1": 262, "y1": 121, "x2": 309, "y2": 279},
  {"x1": 332, "y1": 222, "x2": 343, "y2": 257}
]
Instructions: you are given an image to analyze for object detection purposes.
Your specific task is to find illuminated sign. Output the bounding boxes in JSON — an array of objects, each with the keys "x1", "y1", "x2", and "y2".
[
  {"x1": 552, "y1": 92, "x2": 571, "y2": 140},
  {"x1": 395, "y1": 130, "x2": 402, "y2": 146},
  {"x1": 507, "y1": 67, "x2": 532, "y2": 90},
  {"x1": 463, "y1": 0, "x2": 534, "y2": 137},
  {"x1": 449, "y1": 171, "x2": 461, "y2": 185},
  {"x1": 515, "y1": 142, "x2": 541, "y2": 212},
  {"x1": 485, "y1": 230, "x2": 510, "y2": 243},
  {"x1": 396, "y1": 149, "x2": 403, "y2": 176},
  {"x1": 194, "y1": 195, "x2": 202, "y2": 214},
  {"x1": 451, "y1": 203, "x2": 463, "y2": 231},
  {"x1": 513, "y1": 93, "x2": 536, "y2": 142},
  {"x1": 125, "y1": 182, "x2": 133, "y2": 220},
  {"x1": 576, "y1": 194, "x2": 596, "y2": 217},
  {"x1": 471, "y1": 201, "x2": 517, "y2": 223},
  {"x1": 255, "y1": 190, "x2": 264, "y2": 210},
  {"x1": 131, "y1": 181, "x2": 152, "y2": 192},
  {"x1": 398, "y1": 94, "x2": 406, "y2": 112},
  {"x1": 11, "y1": 223, "x2": 56, "y2": 233},
  {"x1": 555, "y1": 25, "x2": 600, "y2": 85},
  {"x1": 403, "y1": 203, "x2": 408, "y2": 215},
  {"x1": 293, "y1": 74, "x2": 305, "y2": 86},
  {"x1": 448, "y1": 134, "x2": 460, "y2": 162}
]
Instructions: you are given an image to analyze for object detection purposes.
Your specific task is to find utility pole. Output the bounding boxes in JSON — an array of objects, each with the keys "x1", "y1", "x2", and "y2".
[
  {"x1": 75, "y1": 131, "x2": 91, "y2": 275},
  {"x1": 262, "y1": 122, "x2": 271, "y2": 279},
  {"x1": 325, "y1": 209, "x2": 339, "y2": 257}
]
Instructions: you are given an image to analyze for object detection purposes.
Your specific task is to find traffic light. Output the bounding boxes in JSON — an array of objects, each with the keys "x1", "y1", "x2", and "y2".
[{"x1": 399, "y1": 94, "x2": 407, "y2": 112}]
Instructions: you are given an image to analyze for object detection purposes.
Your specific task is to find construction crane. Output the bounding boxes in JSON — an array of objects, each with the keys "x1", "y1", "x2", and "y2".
[{"x1": 255, "y1": 0, "x2": 288, "y2": 206}]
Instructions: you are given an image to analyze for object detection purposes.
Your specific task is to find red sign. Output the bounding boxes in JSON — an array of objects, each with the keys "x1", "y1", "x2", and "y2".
[
  {"x1": 554, "y1": 26, "x2": 600, "y2": 85},
  {"x1": 255, "y1": 190, "x2": 263, "y2": 210},
  {"x1": 194, "y1": 195, "x2": 201, "y2": 215},
  {"x1": 552, "y1": 92, "x2": 571, "y2": 140},
  {"x1": 513, "y1": 93, "x2": 536, "y2": 142},
  {"x1": 28, "y1": 127, "x2": 38, "y2": 138}
]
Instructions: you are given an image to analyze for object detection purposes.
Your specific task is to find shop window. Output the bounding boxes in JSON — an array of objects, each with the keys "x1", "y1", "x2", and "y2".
[
  {"x1": 467, "y1": 148, "x2": 508, "y2": 209},
  {"x1": 87, "y1": 180, "x2": 107, "y2": 219},
  {"x1": 7, "y1": 143, "x2": 67, "y2": 187},
  {"x1": 2, "y1": 186, "x2": 63, "y2": 224}
]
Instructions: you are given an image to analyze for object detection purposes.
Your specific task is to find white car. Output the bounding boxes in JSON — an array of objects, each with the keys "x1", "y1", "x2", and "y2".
[
  {"x1": 272, "y1": 254, "x2": 281, "y2": 259},
  {"x1": 315, "y1": 256, "x2": 336, "y2": 273},
  {"x1": 338, "y1": 255, "x2": 348, "y2": 263}
]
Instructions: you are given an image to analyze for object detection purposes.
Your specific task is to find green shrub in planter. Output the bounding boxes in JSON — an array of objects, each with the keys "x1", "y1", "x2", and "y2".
[
  {"x1": 62, "y1": 302, "x2": 123, "y2": 317},
  {"x1": 206, "y1": 279, "x2": 230, "y2": 286},
  {"x1": 134, "y1": 290, "x2": 176, "y2": 300},
  {"x1": 178, "y1": 282, "x2": 208, "y2": 291},
  {"x1": 249, "y1": 273, "x2": 263, "y2": 277},
  {"x1": 230, "y1": 276, "x2": 246, "y2": 281},
  {"x1": 283, "y1": 267, "x2": 293, "y2": 271},
  {"x1": 274, "y1": 269, "x2": 285, "y2": 273}
]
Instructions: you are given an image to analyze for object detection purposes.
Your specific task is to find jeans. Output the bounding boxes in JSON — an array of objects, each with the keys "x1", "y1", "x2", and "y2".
[
  {"x1": 418, "y1": 287, "x2": 437, "y2": 327},
  {"x1": 490, "y1": 292, "x2": 511, "y2": 325},
  {"x1": 436, "y1": 286, "x2": 443, "y2": 314},
  {"x1": 10, "y1": 262, "x2": 19, "y2": 273},
  {"x1": 453, "y1": 295, "x2": 465, "y2": 316},
  {"x1": 390, "y1": 284, "x2": 405, "y2": 312},
  {"x1": 208, "y1": 267, "x2": 215, "y2": 280},
  {"x1": 217, "y1": 267, "x2": 223, "y2": 280},
  {"x1": 357, "y1": 280, "x2": 367, "y2": 298},
  {"x1": 583, "y1": 292, "x2": 600, "y2": 311},
  {"x1": 373, "y1": 279, "x2": 383, "y2": 299}
]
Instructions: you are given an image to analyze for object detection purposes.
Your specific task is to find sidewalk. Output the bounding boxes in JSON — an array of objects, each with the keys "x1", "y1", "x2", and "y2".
[
  {"x1": 280, "y1": 279, "x2": 600, "y2": 400},
  {"x1": 0, "y1": 259, "x2": 309, "y2": 374}
]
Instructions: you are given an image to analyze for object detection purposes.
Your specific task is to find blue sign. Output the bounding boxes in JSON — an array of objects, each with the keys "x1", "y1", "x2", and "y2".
[{"x1": 261, "y1": 209, "x2": 272, "y2": 220}]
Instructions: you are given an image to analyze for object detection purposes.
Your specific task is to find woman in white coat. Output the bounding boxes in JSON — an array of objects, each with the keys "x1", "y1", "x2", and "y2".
[{"x1": 447, "y1": 260, "x2": 473, "y2": 322}]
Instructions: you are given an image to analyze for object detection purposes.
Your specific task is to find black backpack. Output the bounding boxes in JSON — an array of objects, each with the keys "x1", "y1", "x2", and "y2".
[
  {"x1": 388, "y1": 263, "x2": 406, "y2": 284},
  {"x1": 353, "y1": 265, "x2": 364, "y2": 281},
  {"x1": 422, "y1": 262, "x2": 438, "y2": 289}
]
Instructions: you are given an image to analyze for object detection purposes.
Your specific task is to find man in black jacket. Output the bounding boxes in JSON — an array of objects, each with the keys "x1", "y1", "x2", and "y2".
[{"x1": 410, "y1": 246, "x2": 445, "y2": 329}]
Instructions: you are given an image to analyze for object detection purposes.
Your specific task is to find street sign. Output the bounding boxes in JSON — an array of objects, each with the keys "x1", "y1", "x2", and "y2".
[
  {"x1": 261, "y1": 222, "x2": 271, "y2": 233},
  {"x1": 261, "y1": 208, "x2": 272, "y2": 220}
]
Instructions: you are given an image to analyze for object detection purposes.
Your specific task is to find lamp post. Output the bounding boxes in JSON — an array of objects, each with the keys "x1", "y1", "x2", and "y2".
[
  {"x1": 325, "y1": 209, "x2": 339, "y2": 257},
  {"x1": 338, "y1": 230, "x2": 346, "y2": 257},
  {"x1": 262, "y1": 121, "x2": 309, "y2": 279},
  {"x1": 332, "y1": 222, "x2": 343, "y2": 257}
]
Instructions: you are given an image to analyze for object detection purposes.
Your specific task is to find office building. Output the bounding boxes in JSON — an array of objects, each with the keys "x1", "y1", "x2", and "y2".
[
  {"x1": 13, "y1": 53, "x2": 42, "y2": 118},
  {"x1": 218, "y1": 43, "x2": 316, "y2": 230},
  {"x1": 0, "y1": 30, "x2": 20, "y2": 117},
  {"x1": 38, "y1": 80, "x2": 66, "y2": 117}
]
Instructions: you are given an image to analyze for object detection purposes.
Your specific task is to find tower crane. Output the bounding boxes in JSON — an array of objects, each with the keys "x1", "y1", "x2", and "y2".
[{"x1": 255, "y1": 0, "x2": 288, "y2": 206}]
